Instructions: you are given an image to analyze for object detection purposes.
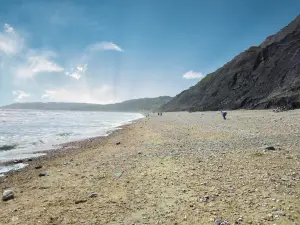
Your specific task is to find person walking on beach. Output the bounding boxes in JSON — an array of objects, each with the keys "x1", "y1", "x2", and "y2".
[{"x1": 221, "y1": 111, "x2": 227, "y2": 120}]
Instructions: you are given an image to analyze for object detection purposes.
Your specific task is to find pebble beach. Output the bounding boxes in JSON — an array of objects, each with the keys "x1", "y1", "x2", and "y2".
[{"x1": 1, "y1": 110, "x2": 300, "y2": 224}]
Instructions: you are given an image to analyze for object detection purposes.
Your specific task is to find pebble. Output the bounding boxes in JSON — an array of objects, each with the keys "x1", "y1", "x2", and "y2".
[
  {"x1": 39, "y1": 172, "x2": 48, "y2": 177},
  {"x1": 265, "y1": 146, "x2": 276, "y2": 151},
  {"x1": 35, "y1": 165, "x2": 42, "y2": 169},
  {"x1": 88, "y1": 193, "x2": 98, "y2": 198},
  {"x1": 2, "y1": 189, "x2": 14, "y2": 201},
  {"x1": 116, "y1": 142, "x2": 121, "y2": 145},
  {"x1": 199, "y1": 196, "x2": 209, "y2": 202},
  {"x1": 216, "y1": 219, "x2": 229, "y2": 225},
  {"x1": 75, "y1": 199, "x2": 87, "y2": 204},
  {"x1": 215, "y1": 219, "x2": 222, "y2": 225}
]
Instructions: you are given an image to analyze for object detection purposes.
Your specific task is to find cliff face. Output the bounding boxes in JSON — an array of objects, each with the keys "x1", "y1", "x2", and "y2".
[{"x1": 161, "y1": 15, "x2": 300, "y2": 112}]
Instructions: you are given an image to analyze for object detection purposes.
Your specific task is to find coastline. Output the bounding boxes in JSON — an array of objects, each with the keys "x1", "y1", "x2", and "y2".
[
  {"x1": 0, "y1": 110, "x2": 299, "y2": 224},
  {"x1": 0, "y1": 117, "x2": 144, "y2": 173}
]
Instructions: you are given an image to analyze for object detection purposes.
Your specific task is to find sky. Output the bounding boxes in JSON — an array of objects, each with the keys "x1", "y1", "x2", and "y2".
[{"x1": 0, "y1": 0, "x2": 299, "y2": 106}]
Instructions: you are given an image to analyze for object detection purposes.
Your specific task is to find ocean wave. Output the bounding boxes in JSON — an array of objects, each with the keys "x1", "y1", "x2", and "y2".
[{"x1": 0, "y1": 163, "x2": 28, "y2": 174}]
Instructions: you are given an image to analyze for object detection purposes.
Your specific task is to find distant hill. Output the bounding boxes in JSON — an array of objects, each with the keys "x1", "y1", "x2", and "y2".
[
  {"x1": 161, "y1": 14, "x2": 300, "y2": 112},
  {"x1": 1, "y1": 96, "x2": 172, "y2": 112}
]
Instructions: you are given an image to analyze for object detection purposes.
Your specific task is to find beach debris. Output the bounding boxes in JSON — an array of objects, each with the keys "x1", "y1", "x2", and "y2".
[
  {"x1": 115, "y1": 172, "x2": 123, "y2": 178},
  {"x1": 116, "y1": 141, "x2": 121, "y2": 145},
  {"x1": 35, "y1": 165, "x2": 42, "y2": 169},
  {"x1": 88, "y1": 193, "x2": 98, "y2": 198},
  {"x1": 265, "y1": 146, "x2": 276, "y2": 151},
  {"x1": 2, "y1": 189, "x2": 14, "y2": 201},
  {"x1": 38, "y1": 172, "x2": 48, "y2": 177},
  {"x1": 75, "y1": 199, "x2": 87, "y2": 204}
]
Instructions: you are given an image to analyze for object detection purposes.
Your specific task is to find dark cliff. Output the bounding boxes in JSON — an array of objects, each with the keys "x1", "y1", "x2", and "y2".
[{"x1": 161, "y1": 15, "x2": 300, "y2": 111}]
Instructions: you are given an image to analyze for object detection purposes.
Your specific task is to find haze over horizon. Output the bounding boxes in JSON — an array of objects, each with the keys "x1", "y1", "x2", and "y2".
[{"x1": 0, "y1": 0, "x2": 300, "y2": 106}]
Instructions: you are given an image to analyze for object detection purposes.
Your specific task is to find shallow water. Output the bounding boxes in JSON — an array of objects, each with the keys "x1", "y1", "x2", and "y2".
[{"x1": 0, "y1": 109, "x2": 143, "y2": 165}]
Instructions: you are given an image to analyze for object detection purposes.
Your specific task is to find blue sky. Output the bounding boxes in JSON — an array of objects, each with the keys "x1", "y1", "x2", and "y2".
[{"x1": 0, "y1": 0, "x2": 299, "y2": 106}]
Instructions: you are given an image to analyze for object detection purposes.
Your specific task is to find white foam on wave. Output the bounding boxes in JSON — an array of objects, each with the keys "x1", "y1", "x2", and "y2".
[
  {"x1": 0, "y1": 110, "x2": 144, "y2": 172},
  {"x1": 0, "y1": 163, "x2": 28, "y2": 174}
]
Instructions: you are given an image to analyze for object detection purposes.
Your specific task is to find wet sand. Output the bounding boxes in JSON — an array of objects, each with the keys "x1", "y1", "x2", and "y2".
[{"x1": 0, "y1": 110, "x2": 300, "y2": 225}]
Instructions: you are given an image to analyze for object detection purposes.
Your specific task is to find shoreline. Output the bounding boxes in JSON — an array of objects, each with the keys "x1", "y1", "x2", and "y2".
[
  {"x1": 1, "y1": 110, "x2": 299, "y2": 224},
  {"x1": 0, "y1": 117, "x2": 144, "y2": 173}
]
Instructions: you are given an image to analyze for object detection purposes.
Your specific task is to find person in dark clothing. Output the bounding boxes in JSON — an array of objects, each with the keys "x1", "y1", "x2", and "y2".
[{"x1": 221, "y1": 111, "x2": 227, "y2": 120}]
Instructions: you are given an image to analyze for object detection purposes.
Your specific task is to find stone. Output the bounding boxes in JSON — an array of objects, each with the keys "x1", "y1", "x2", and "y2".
[
  {"x1": 35, "y1": 165, "x2": 42, "y2": 169},
  {"x1": 89, "y1": 193, "x2": 98, "y2": 198},
  {"x1": 215, "y1": 219, "x2": 222, "y2": 225},
  {"x1": 2, "y1": 189, "x2": 14, "y2": 201},
  {"x1": 39, "y1": 172, "x2": 48, "y2": 177},
  {"x1": 199, "y1": 195, "x2": 209, "y2": 202},
  {"x1": 75, "y1": 199, "x2": 87, "y2": 204},
  {"x1": 116, "y1": 142, "x2": 121, "y2": 145},
  {"x1": 265, "y1": 146, "x2": 276, "y2": 151}
]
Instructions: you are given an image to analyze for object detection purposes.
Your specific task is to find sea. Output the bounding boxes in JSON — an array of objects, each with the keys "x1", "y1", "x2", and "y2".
[{"x1": 0, "y1": 109, "x2": 143, "y2": 174}]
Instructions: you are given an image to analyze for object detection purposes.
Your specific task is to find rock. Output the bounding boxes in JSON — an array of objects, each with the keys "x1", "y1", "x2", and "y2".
[
  {"x1": 39, "y1": 172, "x2": 48, "y2": 177},
  {"x1": 13, "y1": 160, "x2": 23, "y2": 164},
  {"x1": 265, "y1": 146, "x2": 276, "y2": 151},
  {"x1": 2, "y1": 189, "x2": 14, "y2": 201},
  {"x1": 216, "y1": 219, "x2": 229, "y2": 225},
  {"x1": 35, "y1": 165, "x2": 42, "y2": 169},
  {"x1": 266, "y1": 213, "x2": 273, "y2": 221},
  {"x1": 138, "y1": 151, "x2": 143, "y2": 155},
  {"x1": 88, "y1": 193, "x2": 98, "y2": 198},
  {"x1": 215, "y1": 219, "x2": 222, "y2": 225},
  {"x1": 116, "y1": 142, "x2": 121, "y2": 145},
  {"x1": 160, "y1": 16, "x2": 300, "y2": 112},
  {"x1": 199, "y1": 195, "x2": 209, "y2": 202},
  {"x1": 75, "y1": 199, "x2": 87, "y2": 204}
]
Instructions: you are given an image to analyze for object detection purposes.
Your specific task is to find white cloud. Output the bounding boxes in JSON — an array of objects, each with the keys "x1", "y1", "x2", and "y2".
[
  {"x1": 4, "y1": 24, "x2": 14, "y2": 33},
  {"x1": 41, "y1": 85, "x2": 117, "y2": 104},
  {"x1": 0, "y1": 24, "x2": 63, "y2": 79},
  {"x1": 68, "y1": 72, "x2": 81, "y2": 80},
  {"x1": 65, "y1": 64, "x2": 87, "y2": 80},
  {"x1": 15, "y1": 54, "x2": 64, "y2": 78},
  {"x1": 76, "y1": 64, "x2": 87, "y2": 72},
  {"x1": 183, "y1": 70, "x2": 205, "y2": 79},
  {"x1": 0, "y1": 23, "x2": 23, "y2": 55},
  {"x1": 87, "y1": 42, "x2": 123, "y2": 52},
  {"x1": 12, "y1": 90, "x2": 31, "y2": 102}
]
